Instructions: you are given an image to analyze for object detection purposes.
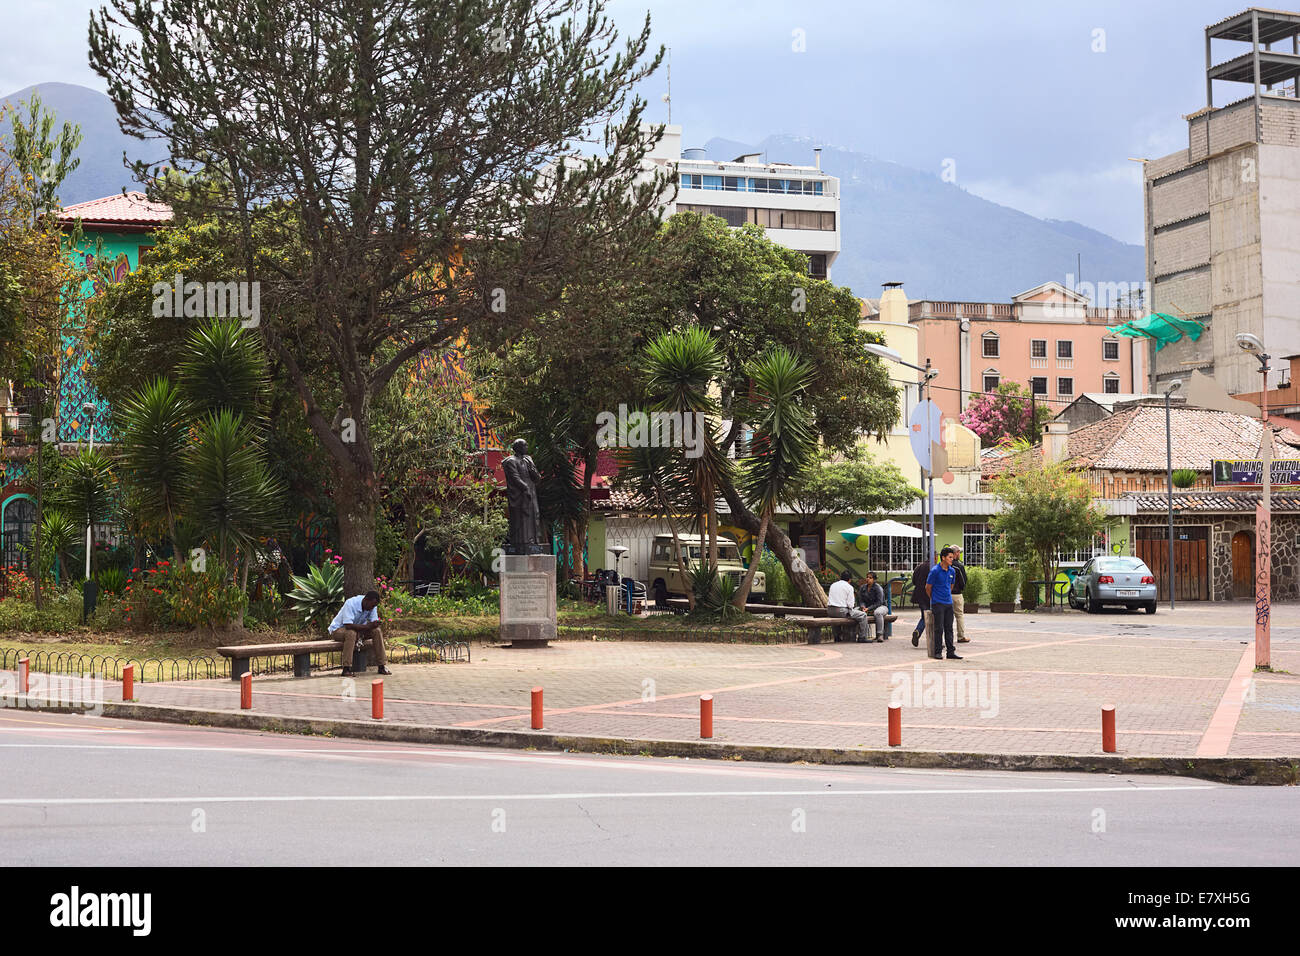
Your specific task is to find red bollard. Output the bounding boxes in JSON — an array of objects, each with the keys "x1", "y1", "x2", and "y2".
[
  {"x1": 372, "y1": 679, "x2": 384, "y2": 720},
  {"x1": 240, "y1": 671, "x2": 252, "y2": 710},
  {"x1": 888, "y1": 703, "x2": 902, "y2": 747},
  {"x1": 700, "y1": 694, "x2": 713, "y2": 739},
  {"x1": 1102, "y1": 704, "x2": 1116, "y2": 753},
  {"x1": 122, "y1": 663, "x2": 134, "y2": 701},
  {"x1": 531, "y1": 687, "x2": 543, "y2": 730},
  {"x1": 18, "y1": 657, "x2": 29, "y2": 695}
]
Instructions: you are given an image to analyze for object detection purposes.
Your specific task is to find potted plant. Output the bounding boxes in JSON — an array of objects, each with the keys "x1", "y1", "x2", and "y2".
[
  {"x1": 963, "y1": 566, "x2": 986, "y2": 613},
  {"x1": 988, "y1": 568, "x2": 1018, "y2": 612},
  {"x1": 1020, "y1": 567, "x2": 1041, "y2": 611},
  {"x1": 1172, "y1": 468, "x2": 1198, "y2": 489}
]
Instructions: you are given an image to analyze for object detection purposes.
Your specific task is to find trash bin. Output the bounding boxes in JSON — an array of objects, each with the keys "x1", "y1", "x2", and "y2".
[{"x1": 605, "y1": 584, "x2": 621, "y2": 615}]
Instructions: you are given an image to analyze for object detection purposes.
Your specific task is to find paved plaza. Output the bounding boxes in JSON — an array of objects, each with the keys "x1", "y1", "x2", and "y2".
[{"x1": 17, "y1": 601, "x2": 1296, "y2": 760}]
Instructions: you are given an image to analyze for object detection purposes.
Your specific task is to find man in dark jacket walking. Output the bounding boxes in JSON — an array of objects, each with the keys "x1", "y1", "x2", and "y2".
[{"x1": 910, "y1": 559, "x2": 930, "y2": 647}]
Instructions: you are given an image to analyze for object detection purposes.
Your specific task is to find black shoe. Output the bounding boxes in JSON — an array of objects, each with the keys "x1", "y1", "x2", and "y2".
[
  {"x1": 947, "y1": 653, "x2": 963, "y2": 660},
  {"x1": 856, "y1": 637, "x2": 868, "y2": 643},
  {"x1": 911, "y1": 630, "x2": 921, "y2": 647},
  {"x1": 377, "y1": 666, "x2": 392, "y2": 676},
  {"x1": 341, "y1": 667, "x2": 353, "y2": 677}
]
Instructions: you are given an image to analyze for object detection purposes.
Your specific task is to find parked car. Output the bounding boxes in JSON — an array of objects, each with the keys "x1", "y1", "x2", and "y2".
[
  {"x1": 1068, "y1": 556, "x2": 1157, "y2": 614},
  {"x1": 648, "y1": 534, "x2": 765, "y2": 602}
]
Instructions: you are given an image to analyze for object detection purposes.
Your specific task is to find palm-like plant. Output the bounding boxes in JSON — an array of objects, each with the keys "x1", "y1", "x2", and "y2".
[
  {"x1": 56, "y1": 447, "x2": 115, "y2": 577},
  {"x1": 177, "y1": 318, "x2": 268, "y2": 418},
  {"x1": 642, "y1": 328, "x2": 732, "y2": 567},
  {"x1": 733, "y1": 346, "x2": 816, "y2": 608},
  {"x1": 28, "y1": 508, "x2": 78, "y2": 582},
  {"x1": 119, "y1": 376, "x2": 192, "y2": 545},
  {"x1": 183, "y1": 409, "x2": 284, "y2": 567}
]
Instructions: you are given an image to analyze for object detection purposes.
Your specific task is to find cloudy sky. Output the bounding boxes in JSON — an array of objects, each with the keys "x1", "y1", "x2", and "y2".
[{"x1": 2, "y1": 0, "x2": 1252, "y2": 243}]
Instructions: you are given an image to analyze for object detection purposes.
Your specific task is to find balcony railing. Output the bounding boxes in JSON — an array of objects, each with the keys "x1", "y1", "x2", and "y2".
[
  {"x1": 1029, "y1": 357, "x2": 1047, "y2": 369},
  {"x1": 1057, "y1": 357, "x2": 1074, "y2": 369}
]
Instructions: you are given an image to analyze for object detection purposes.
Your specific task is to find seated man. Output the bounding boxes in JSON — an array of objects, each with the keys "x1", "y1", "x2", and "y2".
[
  {"x1": 827, "y1": 569, "x2": 871, "y2": 643},
  {"x1": 328, "y1": 590, "x2": 392, "y2": 677},
  {"x1": 858, "y1": 571, "x2": 888, "y2": 642}
]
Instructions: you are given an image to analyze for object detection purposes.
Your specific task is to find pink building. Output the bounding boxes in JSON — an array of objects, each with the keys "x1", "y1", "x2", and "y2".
[{"x1": 866, "y1": 282, "x2": 1149, "y2": 422}]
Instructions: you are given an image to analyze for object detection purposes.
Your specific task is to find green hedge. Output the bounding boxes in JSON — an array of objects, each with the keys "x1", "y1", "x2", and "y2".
[{"x1": 987, "y1": 568, "x2": 1019, "y2": 604}]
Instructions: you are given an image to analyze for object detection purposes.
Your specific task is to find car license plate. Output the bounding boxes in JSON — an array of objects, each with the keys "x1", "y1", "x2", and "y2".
[{"x1": 1117, "y1": 589, "x2": 1139, "y2": 597}]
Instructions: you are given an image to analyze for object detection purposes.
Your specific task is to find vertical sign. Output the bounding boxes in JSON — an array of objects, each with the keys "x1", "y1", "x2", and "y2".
[{"x1": 1255, "y1": 503, "x2": 1270, "y2": 667}]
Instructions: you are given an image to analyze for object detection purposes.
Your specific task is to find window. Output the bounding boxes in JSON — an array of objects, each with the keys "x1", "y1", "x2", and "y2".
[
  {"x1": 1057, "y1": 340, "x2": 1073, "y2": 359},
  {"x1": 868, "y1": 523, "x2": 925, "y2": 570},
  {"x1": 1103, "y1": 374, "x2": 1121, "y2": 394},
  {"x1": 1103, "y1": 339, "x2": 1120, "y2": 361},
  {"x1": 679, "y1": 173, "x2": 699, "y2": 189},
  {"x1": 982, "y1": 333, "x2": 1000, "y2": 358},
  {"x1": 1031, "y1": 339, "x2": 1047, "y2": 358},
  {"x1": 962, "y1": 523, "x2": 993, "y2": 567},
  {"x1": 983, "y1": 372, "x2": 1000, "y2": 392},
  {"x1": 1030, "y1": 377, "x2": 1048, "y2": 395},
  {"x1": 807, "y1": 254, "x2": 827, "y2": 279},
  {"x1": 1057, "y1": 377, "x2": 1074, "y2": 396}
]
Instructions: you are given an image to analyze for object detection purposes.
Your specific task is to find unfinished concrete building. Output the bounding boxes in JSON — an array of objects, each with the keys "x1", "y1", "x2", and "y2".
[{"x1": 1142, "y1": 7, "x2": 1300, "y2": 396}]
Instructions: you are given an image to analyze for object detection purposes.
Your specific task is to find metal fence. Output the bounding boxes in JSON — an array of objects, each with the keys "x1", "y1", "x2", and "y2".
[{"x1": 0, "y1": 635, "x2": 470, "y2": 684}]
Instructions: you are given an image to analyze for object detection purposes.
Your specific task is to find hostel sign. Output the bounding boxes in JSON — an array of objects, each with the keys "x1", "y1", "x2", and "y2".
[{"x1": 1212, "y1": 459, "x2": 1300, "y2": 487}]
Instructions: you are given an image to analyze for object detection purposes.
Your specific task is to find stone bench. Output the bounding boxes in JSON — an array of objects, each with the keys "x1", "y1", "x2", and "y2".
[
  {"x1": 785, "y1": 614, "x2": 898, "y2": 644},
  {"x1": 215, "y1": 639, "x2": 377, "y2": 681}
]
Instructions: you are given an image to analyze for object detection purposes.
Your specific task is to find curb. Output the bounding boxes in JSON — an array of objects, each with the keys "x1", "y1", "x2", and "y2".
[{"x1": 36, "y1": 699, "x2": 1300, "y2": 786}]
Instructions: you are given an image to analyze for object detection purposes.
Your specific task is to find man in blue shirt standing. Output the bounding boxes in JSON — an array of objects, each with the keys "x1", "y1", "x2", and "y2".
[
  {"x1": 926, "y1": 547, "x2": 963, "y2": 661},
  {"x1": 328, "y1": 590, "x2": 393, "y2": 677}
]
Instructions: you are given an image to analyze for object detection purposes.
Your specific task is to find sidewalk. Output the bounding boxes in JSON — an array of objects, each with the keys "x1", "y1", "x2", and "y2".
[{"x1": 11, "y1": 602, "x2": 1300, "y2": 766}]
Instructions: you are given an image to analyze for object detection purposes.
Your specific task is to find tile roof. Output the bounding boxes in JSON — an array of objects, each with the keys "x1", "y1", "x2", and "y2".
[
  {"x1": 56, "y1": 191, "x2": 173, "y2": 227},
  {"x1": 1126, "y1": 491, "x2": 1300, "y2": 513},
  {"x1": 984, "y1": 404, "x2": 1300, "y2": 477}
]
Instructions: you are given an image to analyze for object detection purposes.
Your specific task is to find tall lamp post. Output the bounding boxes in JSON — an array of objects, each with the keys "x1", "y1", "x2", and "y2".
[
  {"x1": 1236, "y1": 333, "x2": 1271, "y2": 669},
  {"x1": 863, "y1": 343, "x2": 940, "y2": 564},
  {"x1": 82, "y1": 401, "x2": 96, "y2": 581},
  {"x1": 1163, "y1": 380, "x2": 1182, "y2": 611}
]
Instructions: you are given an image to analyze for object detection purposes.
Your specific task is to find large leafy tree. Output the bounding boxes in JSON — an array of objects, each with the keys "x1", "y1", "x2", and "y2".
[
  {"x1": 789, "y1": 445, "x2": 921, "y2": 529},
  {"x1": 990, "y1": 456, "x2": 1104, "y2": 601},
  {"x1": 89, "y1": 0, "x2": 670, "y2": 594}
]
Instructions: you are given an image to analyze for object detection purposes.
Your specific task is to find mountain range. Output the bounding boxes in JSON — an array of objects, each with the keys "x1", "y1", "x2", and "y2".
[{"x1": 3, "y1": 83, "x2": 1145, "y2": 302}]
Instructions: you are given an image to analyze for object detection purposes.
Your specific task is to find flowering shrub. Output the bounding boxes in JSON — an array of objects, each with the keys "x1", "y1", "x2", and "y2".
[
  {"x1": 165, "y1": 561, "x2": 248, "y2": 628},
  {"x1": 960, "y1": 382, "x2": 1051, "y2": 447}
]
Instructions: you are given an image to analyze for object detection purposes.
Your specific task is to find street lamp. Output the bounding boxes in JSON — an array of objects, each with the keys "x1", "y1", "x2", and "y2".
[
  {"x1": 82, "y1": 402, "x2": 96, "y2": 580},
  {"x1": 864, "y1": 342, "x2": 940, "y2": 564},
  {"x1": 1163, "y1": 379, "x2": 1182, "y2": 611},
  {"x1": 1236, "y1": 332, "x2": 1271, "y2": 669}
]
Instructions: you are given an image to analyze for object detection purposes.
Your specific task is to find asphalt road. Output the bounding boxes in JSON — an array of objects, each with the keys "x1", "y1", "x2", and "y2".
[{"x1": 0, "y1": 710, "x2": 1296, "y2": 866}]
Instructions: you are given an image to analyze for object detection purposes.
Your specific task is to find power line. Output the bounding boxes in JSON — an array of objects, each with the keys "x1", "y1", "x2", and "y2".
[{"x1": 885, "y1": 376, "x2": 1090, "y2": 408}]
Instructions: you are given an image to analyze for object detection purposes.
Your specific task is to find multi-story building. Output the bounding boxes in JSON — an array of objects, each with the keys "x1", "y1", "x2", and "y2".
[
  {"x1": 1141, "y1": 7, "x2": 1300, "y2": 396},
  {"x1": 862, "y1": 281, "x2": 1146, "y2": 422},
  {"x1": 643, "y1": 124, "x2": 840, "y2": 279}
]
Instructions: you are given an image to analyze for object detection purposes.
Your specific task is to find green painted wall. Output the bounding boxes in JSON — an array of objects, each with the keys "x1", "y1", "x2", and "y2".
[{"x1": 586, "y1": 515, "x2": 605, "y2": 573}]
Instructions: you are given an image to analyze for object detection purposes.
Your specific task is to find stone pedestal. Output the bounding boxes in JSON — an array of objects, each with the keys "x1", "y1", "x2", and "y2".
[{"x1": 499, "y1": 554, "x2": 557, "y2": 647}]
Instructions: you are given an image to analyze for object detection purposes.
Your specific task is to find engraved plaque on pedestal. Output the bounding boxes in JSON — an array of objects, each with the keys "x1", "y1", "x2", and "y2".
[{"x1": 499, "y1": 553, "x2": 557, "y2": 647}]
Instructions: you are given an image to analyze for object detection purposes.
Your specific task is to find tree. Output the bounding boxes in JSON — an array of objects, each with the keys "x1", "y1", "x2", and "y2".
[
  {"x1": 733, "y1": 346, "x2": 816, "y2": 607},
  {"x1": 90, "y1": 0, "x2": 670, "y2": 594},
  {"x1": 118, "y1": 377, "x2": 191, "y2": 546},
  {"x1": 960, "y1": 382, "x2": 1052, "y2": 447},
  {"x1": 789, "y1": 445, "x2": 920, "y2": 529},
  {"x1": 55, "y1": 448, "x2": 116, "y2": 579},
  {"x1": 990, "y1": 457, "x2": 1104, "y2": 606}
]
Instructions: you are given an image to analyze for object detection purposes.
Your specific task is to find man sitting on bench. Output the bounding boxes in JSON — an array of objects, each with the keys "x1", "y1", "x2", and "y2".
[
  {"x1": 328, "y1": 590, "x2": 392, "y2": 677},
  {"x1": 858, "y1": 571, "x2": 889, "y2": 641}
]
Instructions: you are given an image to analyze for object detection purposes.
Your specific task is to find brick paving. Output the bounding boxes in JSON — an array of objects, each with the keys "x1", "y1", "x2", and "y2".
[{"x1": 13, "y1": 602, "x2": 1300, "y2": 758}]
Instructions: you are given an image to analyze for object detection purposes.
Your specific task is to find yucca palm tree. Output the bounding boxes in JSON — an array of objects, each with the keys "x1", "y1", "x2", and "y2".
[
  {"x1": 183, "y1": 409, "x2": 284, "y2": 569},
  {"x1": 177, "y1": 318, "x2": 267, "y2": 419},
  {"x1": 36, "y1": 508, "x2": 78, "y2": 583},
  {"x1": 617, "y1": 442, "x2": 698, "y2": 610},
  {"x1": 642, "y1": 327, "x2": 731, "y2": 568},
  {"x1": 119, "y1": 376, "x2": 191, "y2": 545},
  {"x1": 56, "y1": 447, "x2": 115, "y2": 578},
  {"x1": 733, "y1": 346, "x2": 816, "y2": 608}
]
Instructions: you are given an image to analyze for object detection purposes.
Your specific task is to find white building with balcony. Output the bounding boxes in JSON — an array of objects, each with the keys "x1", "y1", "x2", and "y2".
[{"x1": 643, "y1": 125, "x2": 841, "y2": 280}]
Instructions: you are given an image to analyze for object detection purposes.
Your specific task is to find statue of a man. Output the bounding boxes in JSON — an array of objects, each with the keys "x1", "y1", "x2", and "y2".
[{"x1": 503, "y1": 438, "x2": 543, "y2": 554}]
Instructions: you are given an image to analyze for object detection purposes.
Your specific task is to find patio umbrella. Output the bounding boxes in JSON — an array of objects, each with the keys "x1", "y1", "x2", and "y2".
[{"x1": 839, "y1": 518, "x2": 923, "y2": 540}]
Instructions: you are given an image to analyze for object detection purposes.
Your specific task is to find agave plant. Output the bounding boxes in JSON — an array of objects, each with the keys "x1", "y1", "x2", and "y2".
[{"x1": 287, "y1": 561, "x2": 345, "y2": 631}]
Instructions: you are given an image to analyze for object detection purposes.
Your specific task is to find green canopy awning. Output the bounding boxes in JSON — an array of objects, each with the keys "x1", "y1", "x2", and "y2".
[{"x1": 1109, "y1": 313, "x2": 1205, "y2": 351}]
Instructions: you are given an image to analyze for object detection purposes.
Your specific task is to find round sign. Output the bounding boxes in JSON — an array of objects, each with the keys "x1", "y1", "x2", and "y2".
[
  {"x1": 1111, "y1": 543, "x2": 1122, "y2": 554},
  {"x1": 1053, "y1": 572, "x2": 1071, "y2": 595}
]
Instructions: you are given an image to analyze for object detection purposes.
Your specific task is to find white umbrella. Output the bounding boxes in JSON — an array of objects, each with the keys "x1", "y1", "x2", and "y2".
[{"x1": 839, "y1": 519, "x2": 923, "y2": 539}]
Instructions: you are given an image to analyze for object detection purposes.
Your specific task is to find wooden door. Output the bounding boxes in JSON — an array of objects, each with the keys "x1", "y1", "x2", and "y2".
[
  {"x1": 1231, "y1": 532, "x2": 1254, "y2": 599},
  {"x1": 1135, "y1": 525, "x2": 1209, "y2": 602}
]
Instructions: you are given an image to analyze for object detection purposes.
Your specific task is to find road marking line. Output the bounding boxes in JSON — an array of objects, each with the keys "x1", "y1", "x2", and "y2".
[
  {"x1": 0, "y1": 783, "x2": 1216, "y2": 806},
  {"x1": 1196, "y1": 646, "x2": 1257, "y2": 757}
]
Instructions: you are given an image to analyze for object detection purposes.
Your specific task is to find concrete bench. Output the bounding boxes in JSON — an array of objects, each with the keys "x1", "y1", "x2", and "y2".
[
  {"x1": 215, "y1": 639, "x2": 377, "y2": 681},
  {"x1": 786, "y1": 614, "x2": 898, "y2": 644}
]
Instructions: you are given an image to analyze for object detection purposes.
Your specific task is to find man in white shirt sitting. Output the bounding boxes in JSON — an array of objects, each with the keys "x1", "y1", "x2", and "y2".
[
  {"x1": 328, "y1": 590, "x2": 392, "y2": 677},
  {"x1": 827, "y1": 569, "x2": 872, "y2": 643}
]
